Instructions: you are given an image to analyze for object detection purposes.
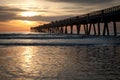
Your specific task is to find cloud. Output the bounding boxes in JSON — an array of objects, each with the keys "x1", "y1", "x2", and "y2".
[
  {"x1": 0, "y1": 1, "x2": 119, "y2": 22},
  {"x1": 46, "y1": 0, "x2": 114, "y2": 4},
  {"x1": 0, "y1": 6, "x2": 26, "y2": 12},
  {"x1": 0, "y1": 12, "x2": 16, "y2": 21},
  {"x1": 15, "y1": 15, "x2": 72, "y2": 22},
  {"x1": 0, "y1": 6, "x2": 27, "y2": 21},
  {"x1": 0, "y1": 6, "x2": 72, "y2": 22}
]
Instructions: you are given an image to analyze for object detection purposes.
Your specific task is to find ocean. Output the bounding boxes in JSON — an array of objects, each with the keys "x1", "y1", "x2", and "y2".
[{"x1": 0, "y1": 32, "x2": 120, "y2": 80}]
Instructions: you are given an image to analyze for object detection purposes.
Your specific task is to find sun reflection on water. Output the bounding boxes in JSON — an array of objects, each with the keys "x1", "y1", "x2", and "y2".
[
  {"x1": 0, "y1": 46, "x2": 69, "y2": 78},
  {"x1": 21, "y1": 47, "x2": 34, "y2": 73}
]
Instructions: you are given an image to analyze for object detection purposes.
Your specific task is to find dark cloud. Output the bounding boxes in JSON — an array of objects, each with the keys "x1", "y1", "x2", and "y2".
[
  {"x1": 0, "y1": 6, "x2": 26, "y2": 12},
  {"x1": 0, "y1": 6, "x2": 72, "y2": 22},
  {"x1": 0, "y1": 12, "x2": 16, "y2": 21},
  {"x1": 0, "y1": 6, "x2": 25, "y2": 21},
  {"x1": 46, "y1": 0, "x2": 114, "y2": 4},
  {"x1": 16, "y1": 15, "x2": 72, "y2": 22}
]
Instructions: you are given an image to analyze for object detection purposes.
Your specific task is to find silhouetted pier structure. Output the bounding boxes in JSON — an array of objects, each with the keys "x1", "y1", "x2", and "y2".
[{"x1": 31, "y1": 5, "x2": 120, "y2": 36}]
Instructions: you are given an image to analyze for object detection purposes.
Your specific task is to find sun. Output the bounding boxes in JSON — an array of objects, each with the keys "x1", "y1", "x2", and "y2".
[{"x1": 19, "y1": 11, "x2": 39, "y2": 17}]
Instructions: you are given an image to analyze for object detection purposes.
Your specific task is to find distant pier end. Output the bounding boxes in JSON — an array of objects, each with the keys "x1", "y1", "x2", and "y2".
[{"x1": 31, "y1": 5, "x2": 120, "y2": 36}]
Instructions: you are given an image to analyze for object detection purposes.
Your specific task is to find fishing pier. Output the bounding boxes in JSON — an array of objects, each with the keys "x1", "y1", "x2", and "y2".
[{"x1": 31, "y1": 5, "x2": 120, "y2": 36}]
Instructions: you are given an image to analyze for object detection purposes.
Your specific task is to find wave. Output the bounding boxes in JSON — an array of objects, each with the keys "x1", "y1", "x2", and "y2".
[
  {"x1": 0, "y1": 32, "x2": 120, "y2": 46},
  {"x1": 0, "y1": 42, "x2": 120, "y2": 46},
  {"x1": 0, "y1": 33, "x2": 83, "y2": 39},
  {"x1": 0, "y1": 34, "x2": 119, "y2": 39}
]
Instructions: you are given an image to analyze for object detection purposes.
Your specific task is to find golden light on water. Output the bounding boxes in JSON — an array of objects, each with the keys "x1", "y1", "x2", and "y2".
[
  {"x1": 21, "y1": 47, "x2": 34, "y2": 73},
  {"x1": 23, "y1": 47, "x2": 33, "y2": 63},
  {"x1": 19, "y1": 11, "x2": 39, "y2": 17}
]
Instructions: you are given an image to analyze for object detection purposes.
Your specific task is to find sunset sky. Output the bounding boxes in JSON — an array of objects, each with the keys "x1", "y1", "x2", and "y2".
[{"x1": 0, "y1": 0, "x2": 120, "y2": 32}]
